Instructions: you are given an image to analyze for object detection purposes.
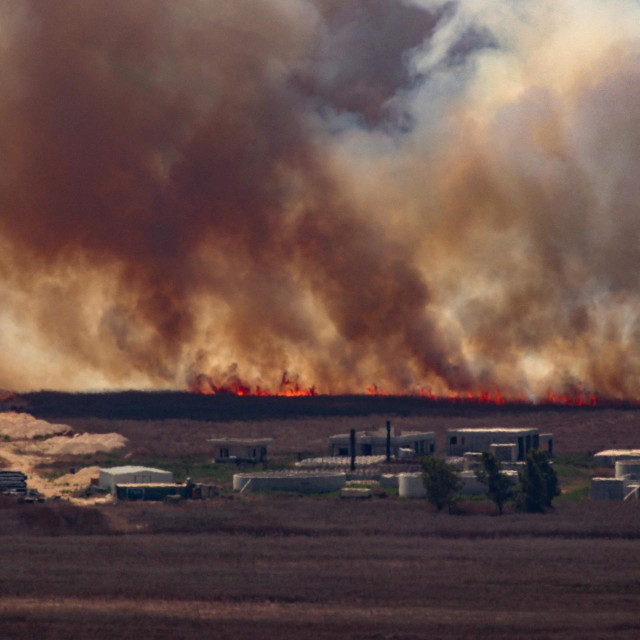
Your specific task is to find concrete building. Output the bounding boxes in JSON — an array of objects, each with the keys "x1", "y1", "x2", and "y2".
[
  {"x1": 446, "y1": 428, "x2": 553, "y2": 461},
  {"x1": 98, "y1": 466, "x2": 173, "y2": 493},
  {"x1": 593, "y1": 449, "x2": 640, "y2": 466},
  {"x1": 208, "y1": 437, "x2": 273, "y2": 463},
  {"x1": 591, "y1": 459, "x2": 640, "y2": 501},
  {"x1": 591, "y1": 478, "x2": 626, "y2": 500},
  {"x1": 328, "y1": 428, "x2": 435, "y2": 458}
]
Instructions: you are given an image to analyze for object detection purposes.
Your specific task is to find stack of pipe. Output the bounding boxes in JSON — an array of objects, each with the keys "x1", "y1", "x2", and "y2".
[{"x1": 0, "y1": 471, "x2": 27, "y2": 494}]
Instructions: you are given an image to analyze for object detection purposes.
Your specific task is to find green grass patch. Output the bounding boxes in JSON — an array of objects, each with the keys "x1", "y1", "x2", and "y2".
[
  {"x1": 556, "y1": 485, "x2": 590, "y2": 503},
  {"x1": 32, "y1": 433, "x2": 56, "y2": 441},
  {"x1": 553, "y1": 454, "x2": 595, "y2": 479}
]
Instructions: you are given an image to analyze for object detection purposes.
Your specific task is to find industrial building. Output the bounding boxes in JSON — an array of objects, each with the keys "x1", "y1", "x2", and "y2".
[
  {"x1": 445, "y1": 428, "x2": 553, "y2": 460},
  {"x1": 593, "y1": 449, "x2": 640, "y2": 466},
  {"x1": 208, "y1": 437, "x2": 273, "y2": 462},
  {"x1": 98, "y1": 466, "x2": 174, "y2": 493},
  {"x1": 592, "y1": 459, "x2": 640, "y2": 501},
  {"x1": 328, "y1": 428, "x2": 435, "y2": 458}
]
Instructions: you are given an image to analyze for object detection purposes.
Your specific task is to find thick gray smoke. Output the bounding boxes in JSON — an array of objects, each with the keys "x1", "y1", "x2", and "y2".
[{"x1": 1, "y1": 0, "x2": 640, "y2": 399}]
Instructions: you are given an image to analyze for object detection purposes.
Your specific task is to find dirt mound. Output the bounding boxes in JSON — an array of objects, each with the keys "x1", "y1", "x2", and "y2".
[
  {"x1": 53, "y1": 466, "x2": 101, "y2": 490},
  {"x1": 35, "y1": 433, "x2": 128, "y2": 456},
  {"x1": 0, "y1": 412, "x2": 71, "y2": 439}
]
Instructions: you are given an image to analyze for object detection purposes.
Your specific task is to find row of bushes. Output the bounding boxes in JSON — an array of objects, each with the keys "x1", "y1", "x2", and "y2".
[{"x1": 423, "y1": 449, "x2": 559, "y2": 514}]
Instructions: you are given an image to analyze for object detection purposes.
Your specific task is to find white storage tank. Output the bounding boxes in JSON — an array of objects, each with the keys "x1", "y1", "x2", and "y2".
[
  {"x1": 398, "y1": 473, "x2": 426, "y2": 498},
  {"x1": 233, "y1": 471, "x2": 346, "y2": 494},
  {"x1": 615, "y1": 460, "x2": 640, "y2": 480}
]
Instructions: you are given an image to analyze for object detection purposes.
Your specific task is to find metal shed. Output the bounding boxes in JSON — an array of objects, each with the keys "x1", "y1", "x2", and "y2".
[{"x1": 98, "y1": 466, "x2": 174, "y2": 493}]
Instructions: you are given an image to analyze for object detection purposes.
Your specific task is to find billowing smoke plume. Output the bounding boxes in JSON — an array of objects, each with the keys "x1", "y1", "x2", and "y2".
[{"x1": 1, "y1": 0, "x2": 640, "y2": 399}]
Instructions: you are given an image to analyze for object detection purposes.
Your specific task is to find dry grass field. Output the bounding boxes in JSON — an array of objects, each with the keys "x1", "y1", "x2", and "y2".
[
  {"x1": 2, "y1": 395, "x2": 640, "y2": 638},
  {"x1": 1, "y1": 497, "x2": 640, "y2": 639},
  {"x1": 59, "y1": 404, "x2": 640, "y2": 459}
]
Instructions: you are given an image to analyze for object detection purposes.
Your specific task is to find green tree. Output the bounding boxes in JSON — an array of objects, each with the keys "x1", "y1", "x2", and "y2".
[
  {"x1": 475, "y1": 451, "x2": 513, "y2": 515},
  {"x1": 422, "y1": 456, "x2": 462, "y2": 512},
  {"x1": 515, "y1": 449, "x2": 560, "y2": 512}
]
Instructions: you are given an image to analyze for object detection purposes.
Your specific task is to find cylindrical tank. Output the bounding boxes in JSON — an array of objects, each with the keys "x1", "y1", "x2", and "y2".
[
  {"x1": 233, "y1": 471, "x2": 346, "y2": 493},
  {"x1": 615, "y1": 460, "x2": 640, "y2": 480},
  {"x1": 398, "y1": 473, "x2": 426, "y2": 498}
]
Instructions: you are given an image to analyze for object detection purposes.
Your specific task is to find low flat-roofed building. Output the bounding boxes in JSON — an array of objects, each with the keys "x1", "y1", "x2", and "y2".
[
  {"x1": 99, "y1": 466, "x2": 174, "y2": 493},
  {"x1": 208, "y1": 438, "x2": 273, "y2": 462},
  {"x1": 446, "y1": 428, "x2": 552, "y2": 461},
  {"x1": 328, "y1": 428, "x2": 435, "y2": 458},
  {"x1": 593, "y1": 449, "x2": 640, "y2": 466}
]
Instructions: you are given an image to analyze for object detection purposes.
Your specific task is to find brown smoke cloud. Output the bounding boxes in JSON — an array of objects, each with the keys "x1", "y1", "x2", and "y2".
[{"x1": 1, "y1": 0, "x2": 640, "y2": 399}]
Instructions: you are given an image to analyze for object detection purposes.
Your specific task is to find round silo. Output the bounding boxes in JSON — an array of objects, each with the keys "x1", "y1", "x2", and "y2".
[
  {"x1": 615, "y1": 460, "x2": 640, "y2": 480},
  {"x1": 399, "y1": 473, "x2": 426, "y2": 498}
]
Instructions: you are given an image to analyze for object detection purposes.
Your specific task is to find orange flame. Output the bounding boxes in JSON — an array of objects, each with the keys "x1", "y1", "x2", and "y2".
[
  {"x1": 188, "y1": 371, "x2": 316, "y2": 397},
  {"x1": 188, "y1": 372, "x2": 640, "y2": 407}
]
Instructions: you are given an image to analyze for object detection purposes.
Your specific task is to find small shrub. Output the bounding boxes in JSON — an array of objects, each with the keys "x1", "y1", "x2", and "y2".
[{"x1": 475, "y1": 452, "x2": 513, "y2": 515}]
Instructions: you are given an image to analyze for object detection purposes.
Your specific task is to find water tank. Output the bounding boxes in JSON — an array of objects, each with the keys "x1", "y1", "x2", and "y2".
[
  {"x1": 615, "y1": 460, "x2": 640, "y2": 480},
  {"x1": 233, "y1": 471, "x2": 346, "y2": 493},
  {"x1": 398, "y1": 473, "x2": 426, "y2": 498}
]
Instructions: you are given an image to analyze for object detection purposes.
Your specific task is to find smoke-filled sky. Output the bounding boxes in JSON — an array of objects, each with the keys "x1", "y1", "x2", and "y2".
[{"x1": 1, "y1": 0, "x2": 640, "y2": 398}]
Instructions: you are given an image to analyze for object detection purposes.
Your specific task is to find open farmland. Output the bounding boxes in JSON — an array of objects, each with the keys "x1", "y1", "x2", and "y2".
[
  {"x1": 1, "y1": 497, "x2": 640, "y2": 639},
  {"x1": 1, "y1": 393, "x2": 639, "y2": 638}
]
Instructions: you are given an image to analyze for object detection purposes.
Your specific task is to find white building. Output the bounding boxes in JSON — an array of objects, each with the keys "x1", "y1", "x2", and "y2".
[
  {"x1": 591, "y1": 459, "x2": 640, "y2": 501},
  {"x1": 446, "y1": 428, "x2": 553, "y2": 461},
  {"x1": 208, "y1": 437, "x2": 273, "y2": 462},
  {"x1": 328, "y1": 428, "x2": 435, "y2": 458},
  {"x1": 98, "y1": 466, "x2": 173, "y2": 493},
  {"x1": 593, "y1": 449, "x2": 640, "y2": 466}
]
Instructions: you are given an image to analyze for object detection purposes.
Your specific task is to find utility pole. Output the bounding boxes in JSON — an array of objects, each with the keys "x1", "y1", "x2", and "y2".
[
  {"x1": 386, "y1": 420, "x2": 391, "y2": 463},
  {"x1": 350, "y1": 428, "x2": 356, "y2": 472}
]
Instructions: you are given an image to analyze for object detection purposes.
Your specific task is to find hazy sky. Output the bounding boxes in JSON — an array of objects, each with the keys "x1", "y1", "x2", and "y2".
[{"x1": 1, "y1": 0, "x2": 640, "y2": 399}]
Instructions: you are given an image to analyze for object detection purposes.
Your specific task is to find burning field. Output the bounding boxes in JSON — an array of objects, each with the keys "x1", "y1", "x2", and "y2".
[{"x1": 1, "y1": 1, "x2": 640, "y2": 403}]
